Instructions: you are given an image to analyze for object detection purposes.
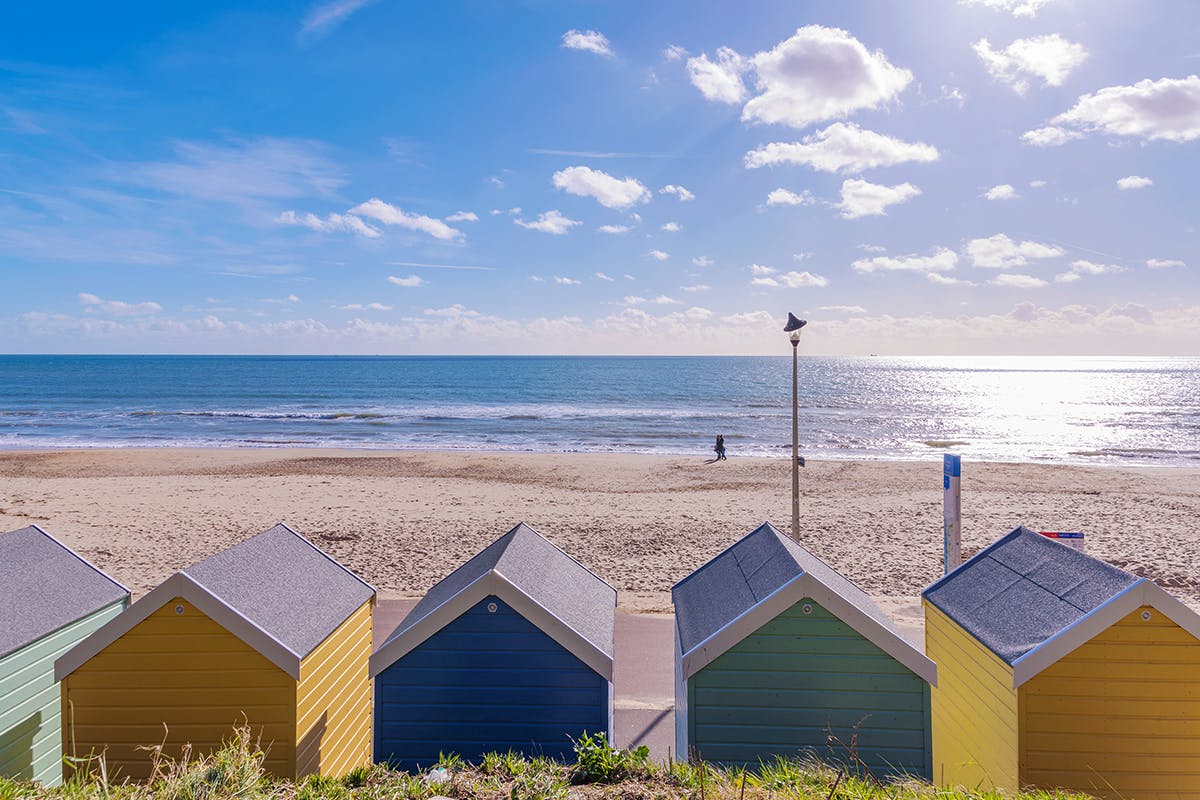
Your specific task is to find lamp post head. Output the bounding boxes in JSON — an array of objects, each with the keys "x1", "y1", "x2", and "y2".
[{"x1": 784, "y1": 313, "x2": 807, "y2": 344}]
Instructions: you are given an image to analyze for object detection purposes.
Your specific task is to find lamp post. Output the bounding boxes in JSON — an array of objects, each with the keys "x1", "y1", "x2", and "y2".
[{"x1": 784, "y1": 313, "x2": 807, "y2": 542}]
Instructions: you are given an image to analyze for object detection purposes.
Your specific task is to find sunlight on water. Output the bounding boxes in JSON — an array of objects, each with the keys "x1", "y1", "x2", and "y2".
[{"x1": 0, "y1": 355, "x2": 1196, "y2": 465}]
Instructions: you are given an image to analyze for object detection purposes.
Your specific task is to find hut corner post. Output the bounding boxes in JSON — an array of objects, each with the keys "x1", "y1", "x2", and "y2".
[{"x1": 943, "y1": 455, "x2": 962, "y2": 575}]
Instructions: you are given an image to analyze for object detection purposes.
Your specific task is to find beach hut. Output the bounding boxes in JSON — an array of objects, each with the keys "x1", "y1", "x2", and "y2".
[
  {"x1": 54, "y1": 523, "x2": 375, "y2": 781},
  {"x1": 0, "y1": 526, "x2": 129, "y2": 786},
  {"x1": 673, "y1": 522, "x2": 936, "y2": 778},
  {"x1": 923, "y1": 525, "x2": 1200, "y2": 799},
  {"x1": 371, "y1": 523, "x2": 615, "y2": 770}
]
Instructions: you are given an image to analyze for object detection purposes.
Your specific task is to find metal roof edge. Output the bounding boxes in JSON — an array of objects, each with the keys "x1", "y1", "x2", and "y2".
[
  {"x1": 1011, "y1": 579, "x2": 1200, "y2": 688},
  {"x1": 1010, "y1": 579, "x2": 1148, "y2": 688},
  {"x1": 369, "y1": 572, "x2": 494, "y2": 677},
  {"x1": 679, "y1": 571, "x2": 806, "y2": 680},
  {"x1": 274, "y1": 522, "x2": 378, "y2": 600},
  {"x1": 491, "y1": 569, "x2": 614, "y2": 681},
  {"x1": 802, "y1": 579, "x2": 938, "y2": 687},
  {"x1": 369, "y1": 570, "x2": 614, "y2": 681},
  {"x1": 26, "y1": 523, "x2": 132, "y2": 597},
  {"x1": 55, "y1": 572, "x2": 304, "y2": 682}
]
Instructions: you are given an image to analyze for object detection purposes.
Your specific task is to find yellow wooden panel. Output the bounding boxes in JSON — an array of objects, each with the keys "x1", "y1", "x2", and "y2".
[
  {"x1": 294, "y1": 600, "x2": 372, "y2": 778},
  {"x1": 61, "y1": 598, "x2": 297, "y2": 782},
  {"x1": 1020, "y1": 605, "x2": 1200, "y2": 799},
  {"x1": 924, "y1": 601, "x2": 1019, "y2": 791}
]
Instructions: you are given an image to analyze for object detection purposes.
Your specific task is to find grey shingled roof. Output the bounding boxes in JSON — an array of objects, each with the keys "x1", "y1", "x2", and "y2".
[
  {"x1": 384, "y1": 523, "x2": 616, "y2": 658},
  {"x1": 184, "y1": 523, "x2": 375, "y2": 658},
  {"x1": 922, "y1": 525, "x2": 1138, "y2": 664},
  {"x1": 0, "y1": 526, "x2": 128, "y2": 659},
  {"x1": 672, "y1": 522, "x2": 904, "y2": 655}
]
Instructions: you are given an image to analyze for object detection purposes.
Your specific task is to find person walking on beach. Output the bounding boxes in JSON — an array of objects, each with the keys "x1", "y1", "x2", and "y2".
[{"x1": 714, "y1": 435, "x2": 727, "y2": 461}]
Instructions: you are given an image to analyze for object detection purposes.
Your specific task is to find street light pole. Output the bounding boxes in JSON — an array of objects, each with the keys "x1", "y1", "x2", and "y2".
[{"x1": 784, "y1": 313, "x2": 807, "y2": 542}]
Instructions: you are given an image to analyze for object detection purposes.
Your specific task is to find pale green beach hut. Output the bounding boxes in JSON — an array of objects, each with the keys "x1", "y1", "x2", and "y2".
[
  {"x1": 0, "y1": 526, "x2": 129, "y2": 785},
  {"x1": 673, "y1": 522, "x2": 936, "y2": 778}
]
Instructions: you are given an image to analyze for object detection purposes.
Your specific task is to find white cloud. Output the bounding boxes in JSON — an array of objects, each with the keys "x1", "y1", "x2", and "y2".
[
  {"x1": 1117, "y1": 175, "x2": 1153, "y2": 190},
  {"x1": 387, "y1": 275, "x2": 426, "y2": 287},
  {"x1": 1147, "y1": 258, "x2": 1185, "y2": 269},
  {"x1": 624, "y1": 294, "x2": 680, "y2": 305},
  {"x1": 530, "y1": 276, "x2": 544, "y2": 283},
  {"x1": 692, "y1": 256, "x2": 714, "y2": 267},
  {"x1": 752, "y1": 271, "x2": 831, "y2": 288},
  {"x1": 561, "y1": 29, "x2": 613, "y2": 58},
  {"x1": 661, "y1": 222, "x2": 682, "y2": 232},
  {"x1": 991, "y1": 273, "x2": 1048, "y2": 288},
  {"x1": 663, "y1": 44, "x2": 688, "y2": 62},
  {"x1": 927, "y1": 273, "x2": 972, "y2": 286},
  {"x1": 965, "y1": 234, "x2": 1064, "y2": 268},
  {"x1": 793, "y1": 252, "x2": 813, "y2": 262},
  {"x1": 623, "y1": 295, "x2": 646, "y2": 305},
  {"x1": 337, "y1": 302, "x2": 392, "y2": 311},
  {"x1": 973, "y1": 35, "x2": 1087, "y2": 95},
  {"x1": 750, "y1": 264, "x2": 777, "y2": 276},
  {"x1": 488, "y1": 176, "x2": 505, "y2": 188},
  {"x1": 683, "y1": 284, "x2": 711, "y2": 292},
  {"x1": 598, "y1": 224, "x2": 631, "y2": 234},
  {"x1": 1054, "y1": 272, "x2": 1081, "y2": 284},
  {"x1": 299, "y1": 0, "x2": 374, "y2": 37},
  {"x1": 648, "y1": 249, "x2": 670, "y2": 261},
  {"x1": 552, "y1": 166, "x2": 650, "y2": 209},
  {"x1": 746, "y1": 122, "x2": 939, "y2": 173},
  {"x1": 514, "y1": 210, "x2": 581, "y2": 235},
  {"x1": 595, "y1": 272, "x2": 615, "y2": 282},
  {"x1": 554, "y1": 276, "x2": 581, "y2": 285},
  {"x1": 1021, "y1": 126, "x2": 1083, "y2": 147},
  {"x1": 1068, "y1": 259, "x2": 1127, "y2": 276},
  {"x1": 659, "y1": 184, "x2": 695, "y2": 202},
  {"x1": 445, "y1": 210, "x2": 478, "y2": 222},
  {"x1": 78, "y1": 292, "x2": 162, "y2": 316},
  {"x1": 1027, "y1": 76, "x2": 1200, "y2": 145},
  {"x1": 350, "y1": 199, "x2": 463, "y2": 241},
  {"x1": 686, "y1": 47, "x2": 750, "y2": 103},
  {"x1": 1029, "y1": 179, "x2": 1048, "y2": 188},
  {"x1": 853, "y1": 247, "x2": 958, "y2": 274},
  {"x1": 766, "y1": 188, "x2": 815, "y2": 206},
  {"x1": 685, "y1": 307, "x2": 713, "y2": 321},
  {"x1": 984, "y1": 184, "x2": 1018, "y2": 201},
  {"x1": 819, "y1": 305, "x2": 867, "y2": 314},
  {"x1": 837, "y1": 179, "x2": 921, "y2": 218},
  {"x1": 959, "y1": 0, "x2": 1054, "y2": 16},
  {"x1": 275, "y1": 210, "x2": 381, "y2": 238},
  {"x1": 858, "y1": 244, "x2": 886, "y2": 253},
  {"x1": 741, "y1": 26, "x2": 913, "y2": 129}
]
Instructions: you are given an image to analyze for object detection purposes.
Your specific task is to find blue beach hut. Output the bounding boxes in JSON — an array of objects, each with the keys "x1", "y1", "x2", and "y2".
[
  {"x1": 370, "y1": 523, "x2": 616, "y2": 770},
  {"x1": 673, "y1": 523, "x2": 936, "y2": 778},
  {"x1": 0, "y1": 526, "x2": 129, "y2": 785}
]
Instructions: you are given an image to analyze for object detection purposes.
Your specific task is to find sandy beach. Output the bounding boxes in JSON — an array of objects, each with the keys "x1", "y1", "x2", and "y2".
[{"x1": 2, "y1": 449, "x2": 1198, "y2": 633}]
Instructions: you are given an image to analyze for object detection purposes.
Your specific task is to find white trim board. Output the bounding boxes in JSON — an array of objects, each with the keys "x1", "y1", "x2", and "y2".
[
  {"x1": 369, "y1": 569, "x2": 615, "y2": 681},
  {"x1": 54, "y1": 572, "x2": 304, "y2": 681},
  {"x1": 678, "y1": 572, "x2": 937, "y2": 686},
  {"x1": 1011, "y1": 578, "x2": 1200, "y2": 687}
]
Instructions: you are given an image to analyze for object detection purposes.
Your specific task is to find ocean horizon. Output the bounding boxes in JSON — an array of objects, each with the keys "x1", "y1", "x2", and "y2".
[{"x1": 2, "y1": 354, "x2": 1197, "y2": 466}]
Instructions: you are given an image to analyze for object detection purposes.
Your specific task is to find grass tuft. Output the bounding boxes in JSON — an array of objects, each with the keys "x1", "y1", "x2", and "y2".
[{"x1": 6, "y1": 724, "x2": 1100, "y2": 800}]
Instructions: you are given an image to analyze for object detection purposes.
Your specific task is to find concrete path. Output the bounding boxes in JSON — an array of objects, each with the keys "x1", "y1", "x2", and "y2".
[{"x1": 373, "y1": 600, "x2": 676, "y2": 759}]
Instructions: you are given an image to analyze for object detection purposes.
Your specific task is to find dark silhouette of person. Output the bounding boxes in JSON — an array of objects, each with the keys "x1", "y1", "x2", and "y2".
[{"x1": 715, "y1": 435, "x2": 727, "y2": 461}]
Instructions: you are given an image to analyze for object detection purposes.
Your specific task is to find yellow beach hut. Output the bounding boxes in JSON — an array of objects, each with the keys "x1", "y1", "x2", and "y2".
[
  {"x1": 923, "y1": 525, "x2": 1200, "y2": 799},
  {"x1": 54, "y1": 523, "x2": 375, "y2": 782}
]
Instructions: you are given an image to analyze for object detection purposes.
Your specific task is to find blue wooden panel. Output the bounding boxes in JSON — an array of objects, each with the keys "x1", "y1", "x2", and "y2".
[
  {"x1": 375, "y1": 596, "x2": 608, "y2": 771},
  {"x1": 688, "y1": 598, "x2": 932, "y2": 780}
]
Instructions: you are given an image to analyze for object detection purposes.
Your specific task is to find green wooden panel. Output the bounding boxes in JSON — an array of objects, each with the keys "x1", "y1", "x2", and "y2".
[
  {"x1": 0, "y1": 599, "x2": 126, "y2": 786},
  {"x1": 688, "y1": 597, "x2": 931, "y2": 780}
]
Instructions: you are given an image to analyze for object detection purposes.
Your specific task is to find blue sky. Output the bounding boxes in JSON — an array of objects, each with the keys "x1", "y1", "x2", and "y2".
[{"x1": 2, "y1": 0, "x2": 1197, "y2": 355}]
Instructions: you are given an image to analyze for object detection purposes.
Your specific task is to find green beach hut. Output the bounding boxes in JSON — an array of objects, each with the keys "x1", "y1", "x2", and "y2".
[
  {"x1": 0, "y1": 526, "x2": 129, "y2": 785},
  {"x1": 673, "y1": 522, "x2": 936, "y2": 778}
]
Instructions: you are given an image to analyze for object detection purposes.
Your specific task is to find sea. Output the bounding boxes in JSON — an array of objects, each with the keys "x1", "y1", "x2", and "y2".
[{"x1": 0, "y1": 355, "x2": 1197, "y2": 466}]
